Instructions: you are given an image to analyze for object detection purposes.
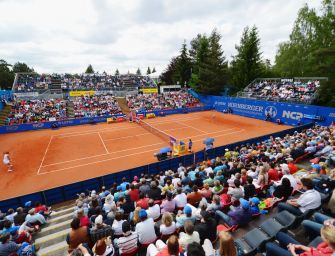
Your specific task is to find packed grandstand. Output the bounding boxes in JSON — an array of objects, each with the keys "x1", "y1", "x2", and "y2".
[{"x1": 0, "y1": 120, "x2": 335, "y2": 255}]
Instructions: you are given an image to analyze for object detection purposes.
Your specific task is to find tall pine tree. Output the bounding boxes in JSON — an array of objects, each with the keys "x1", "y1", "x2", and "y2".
[{"x1": 175, "y1": 40, "x2": 192, "y2": 86}]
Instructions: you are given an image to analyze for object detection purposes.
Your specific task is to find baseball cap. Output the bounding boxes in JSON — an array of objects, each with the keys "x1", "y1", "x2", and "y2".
[
  {"x1": 95, "y1": 215, "x2": 103, "y2": 225},
  {"x1": 311, "y1": 163, "x2": 321, "y2": 171},
  {"x1": 250, "y1": 197, "x2": 260, "y2": 205},
  {"x1": 239, "y1": 198, "x2": 250, "y2": 209},
  {"x1": 184, "y1": 205, "x2": 192, "y2": 215},
  {"x1": 25, "y1": 201, "x2": 32, "y2": 208},
  {"x1": 139, "y1": 209, "x2": 147, "y2": 219}
]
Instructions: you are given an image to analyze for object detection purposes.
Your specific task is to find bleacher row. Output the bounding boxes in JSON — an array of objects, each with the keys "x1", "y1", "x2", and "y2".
[
  {"x1": 3, "y1": 92, "x2": 201, "y2": 125},
  {"x1": 13, "y1": 73, "x2": 157, "y2": 92},
  {"x1": 0, "y1": 124, "x2": 334, "y2": 255}
]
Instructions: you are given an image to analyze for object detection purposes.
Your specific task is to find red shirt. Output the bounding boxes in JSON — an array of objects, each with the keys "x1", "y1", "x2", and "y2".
[
  {"x1": 300, "y1": 242, "x2": 334, "y2": 256},
  {"x1": 80, "y1": 216, "x2": 90, "y2": 227},
  {"x1": 268, "y1": 168, "x2": 279, "y2": 182},
  {"x1": 128, "y1": 189, "x2": 140, "y2": 202},
  {"x1": 136, "y1": 198, "x2": 149, "y2": 209},
  {"x1": 288, "y1": 163, "x2": 298, "y2": 174},
  {"x1": 35, "y1": 205, "x2": 48, "y2": 213}
]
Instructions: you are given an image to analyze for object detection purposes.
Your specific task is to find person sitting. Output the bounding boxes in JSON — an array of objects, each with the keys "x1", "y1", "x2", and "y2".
[
  {"x1": 265, "y1": 225, "x2": 335, "y2": 256},
  {"x1": 136, "y1": 193, "x2": 150, "y2": 209},
  {"x1": 67, "y1": 218, "x2": 92, "y2": 253},
  {"x1": 187, "y1": 185, "x2": 203, "y2": 207},
  {"x1": 0, "y1": 233, "x2": 38, "y2": 256},
  {"x1": 215, "y1": 198, "x2": 252, "y2": 227},
  {"x1": 146, "y1": 235, "x2": 183, "y2": 256},
  {"x1": 212, "y1": 180, "x2": 224, "y2": 195},
  {"x1": 112, "y1": 211, "x2": 125, "y2": 237},
  {"x1": 77, "y1": 208, "x2": 90, "y2": 227},
  {"x1": 148, "y1": 181, "x2": 162, "y2": 201},
  {"x1": 244, "y1": 176, "x2": 256, "y2": 200},
  {"x1": 135, "y1": 209, "x2": 157, "y2": 245},
  {"x1": 128, "y1": 183, "x2": 140, "y2": 202},
  {"x1": 273, "y1": 177, "x2": 293, "y2": 201},
  {"x1": 89, "y1": 215, "x2": 113, "y2": 245},
  {"x1": 249, "y1": 197, "x2": 260, "y2": 215},
  {"x1": 161, "y1": 192, "x2": 176, "y2": 214},
  {"x1": 174, "y1": 187, "x2": 187, "y2": 209},
  {"x1": 159, "y1": 212, "x2": 176, "y2": 236},
  {"x1": 178, "y1": 220, "x2": 200, "y2": 250},
  {"x1": 200, "y1": 183, "x2": 213, "y2": 200},
  {"x1": 186, "y1": 242, "x2": 206, "y2": 256},
  {"x1": 146, "y1": 199, "x2": 161, "y2": 221},
  {"x1": 25, "y1": 208, "x2": 46, "y2": 226},
  {"x1": 227, "y1": 179, "x2": 244, "y2": 203},
  {"x1": 277, "y1": 178, "x2": 321, "y2": 216},
  {"x1": 302, "y1": 212, "x2": 334, "y2": 240},
  {"x1": 206, "y1": 195, "x2": 222, "y2": 213},
  {"x1": 176, "y1": 205, "x2": 196, "y2": 228},
  {"x1": 195, "y1": 211, "x2": 217, "y2": 244},
  {"x1": 202, "y1": 231, "x2": 239, "y2": 256},
  {"x1": 113, "y1": 221, "x2": 138, "y2": 255}
]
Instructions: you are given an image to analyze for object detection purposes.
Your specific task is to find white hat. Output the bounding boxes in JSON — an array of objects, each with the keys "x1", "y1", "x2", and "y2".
[{"x1": 95, "y1": 215, "x2": 103, "y2": 225}]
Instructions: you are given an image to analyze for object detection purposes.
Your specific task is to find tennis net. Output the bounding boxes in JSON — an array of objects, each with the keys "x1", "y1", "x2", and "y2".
[{"x1": 138, "y1": 119, "x2": 177, "y2": 146}]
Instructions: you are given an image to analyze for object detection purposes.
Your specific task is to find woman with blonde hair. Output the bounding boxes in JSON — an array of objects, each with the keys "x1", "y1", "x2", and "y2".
[
  {"x1": 256, "y1": 166, "x2": 268, "y2": 187},
  {"x1": 130, "y1": 207, "x2": 141, "y2": 227},
  {"x1": 160, "y1": 212, "x2": 176, "y2": 235},
  {"x1": 202, "y1": 231, "x2": 237, "y2": 255},
  {"x1": 265, "y1": 225, "x2": 335, "y2": 255}
]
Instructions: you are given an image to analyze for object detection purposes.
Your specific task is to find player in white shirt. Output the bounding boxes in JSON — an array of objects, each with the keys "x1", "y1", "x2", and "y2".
[{"x1": 3, "y1": 152, "x2": 13, "y2": 172}]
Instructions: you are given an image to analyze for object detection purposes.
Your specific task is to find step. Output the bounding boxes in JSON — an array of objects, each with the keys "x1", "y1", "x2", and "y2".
[
  {"x1": 52, "y1": 202, "x2": 75, "y2": 211},
  {"x1": 50, "y1": 206, "x2": 74, "y2": 218},
  {"x1": 34, "y1": 228, "x2": 71, "y2": 248},
  {"x1": 35, "y1": 219, "x2": 72, "y2": 238},
  {"x1": 46, "y1": 212, "x2": 74, "y2": 226},
  {"x1": 37, "y1": 240, "x2": 68, "y2": 256}
]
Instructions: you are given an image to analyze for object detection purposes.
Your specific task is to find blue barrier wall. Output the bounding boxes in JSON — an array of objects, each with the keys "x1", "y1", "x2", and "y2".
[
  {"x1": 0, "y1": 122, "x2": 313, "y2": 212},
  {"x1": 189, "y1": 90, "x2": 335, "y2": 127},
  {"x1": 0, "y1": 114, "x2": 126, "y2": 134}
]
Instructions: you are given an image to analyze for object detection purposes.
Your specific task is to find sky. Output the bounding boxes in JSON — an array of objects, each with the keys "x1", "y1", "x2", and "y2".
[{"x1": 0, "y1": 0, "x2": 323, "y2": 75}]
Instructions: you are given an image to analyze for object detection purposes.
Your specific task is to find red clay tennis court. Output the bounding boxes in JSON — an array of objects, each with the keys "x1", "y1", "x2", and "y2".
[{"x1": 0, "y1": 111, "x2": 291, "y2": 200}]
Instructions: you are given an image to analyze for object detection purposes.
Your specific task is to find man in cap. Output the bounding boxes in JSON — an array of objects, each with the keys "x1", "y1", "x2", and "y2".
[
  {"x1": 135, "y1": 209, "x2": 156, "y2": 245},
  {"x1": 176, "y1": 205, "x2": 196, "y2": 228},
  {"x1": 215, "y1": 198, "x2": 252, "y2": 227},
  {"x1": 89, "y1": 215, "x2": 113, "y2": 244},
  {"x1": 25, "y1": 208, "x2": 46, "y2": 226}
]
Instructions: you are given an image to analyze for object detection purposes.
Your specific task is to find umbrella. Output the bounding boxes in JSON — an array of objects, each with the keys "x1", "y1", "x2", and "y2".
[
  {"x1": 159, "y1": 147, "x2": 172, "y2": 154},
  {"x1": 203, "y1": 137, "x2": 214, "y2": 145}
]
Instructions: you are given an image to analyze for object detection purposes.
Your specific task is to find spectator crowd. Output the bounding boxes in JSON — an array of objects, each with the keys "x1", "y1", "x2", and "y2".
[
  {"x1": 1, "y1": 123, "x2": 335, "y2": 255},
  {"x1": 72, "y1": 94, "x2": 123, "y2": 118},
  {"x1": 126, "y1": 92, "x2": 201, "y2": 112},
  {"x1": 13, "y1": 73, "x2": 157, "y2": 92},
  {"x1": 241, "y1": 79, "x2": 321, "y2": 103}
]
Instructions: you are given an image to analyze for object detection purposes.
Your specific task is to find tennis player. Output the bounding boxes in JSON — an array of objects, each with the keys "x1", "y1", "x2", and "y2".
[
  {"x1": 3, "y1": 152, "x2": 13, "y2": 172},
  {"x1": 188, "y1": 139, "x2": 193, "y2": 152}
]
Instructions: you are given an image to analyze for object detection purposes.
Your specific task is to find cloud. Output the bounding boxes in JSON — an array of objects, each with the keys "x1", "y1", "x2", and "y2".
[{"x1": 0, "y1": 0, "x2": 323, "y2": 74}]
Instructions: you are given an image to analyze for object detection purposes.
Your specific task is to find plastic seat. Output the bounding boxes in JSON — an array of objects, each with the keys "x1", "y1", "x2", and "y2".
[
  {"x1": 259, "y1": 218, "x2": 285, "y2": 239},
  {"x1": 291, "y1": 207, "x2": 321, "y2": 229},
  {"x1": 273, "y1": 210, "x2": 296, "y2": 229},
  {"x1": 235, "y1": 238, "x2": 254, "y2": 256},
  {"x1": 243, "y1": 228, "x2": 270, "y2": 253}
]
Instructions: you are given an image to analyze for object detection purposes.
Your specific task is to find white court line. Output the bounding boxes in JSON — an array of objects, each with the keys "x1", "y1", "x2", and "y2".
[
  {"x1": 38, "y1": 147, "x2": 161, "y2": 175},
  {"x1": 104, "y1": 132, "x2": 151, "y2": 141},
  {"x1": 175, "y1": 121, "x2": 207, "y2": 134},
  {"x1": 148, "y1": 117, "x2": 201, "y2": 125},
  {"x1": 54, "y1": 127, "x2": 137, "y2": 138},
  {"x1": 40, "y1": 141, "x2": 165, "y2": 167},
  {"x1": 98, "y1": 132, "x2": 109, "y2": 154},
  {"x1": 37, "y1": 136, "x2": 53, "y2": 175},
  {"x1": 38, "y1": 129, "x2": 244, "y2": 174}
]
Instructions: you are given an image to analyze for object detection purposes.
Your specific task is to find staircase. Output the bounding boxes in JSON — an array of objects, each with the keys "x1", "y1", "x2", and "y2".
[
  {"x1": 35, "y1": 204, "x2": 74, "y2": 256},
  {"x1": 67, "y1": 101, "x2": 75, "y2": 118},
  {"x1": 116, "y1": 97, "x2": 131, "y2": 115},
  {"x1": 0, "y1": 105, "x2": 11, "y2": 126}
]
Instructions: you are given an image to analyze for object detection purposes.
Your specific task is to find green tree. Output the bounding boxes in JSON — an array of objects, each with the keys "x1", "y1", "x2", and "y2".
[
  {"x1": 152, "y1": 67, "x2": 156, "y2": 73},
  {"x1": 160, "y1": 57, "x2": 178, "y2": 85},
  {"x1": 85, "y1": 64, "x2": 94, "y2": 74},
  {"x1": 146, "y1": 67, "x2": 151, "y2": 75},
  {"x1": 115, "y1": 69, "x2": 120, "y2": 76},
  {"x1": 230, "y1": 26, "x2": 263, "y2": 93},
  {"x1": 12, "y1": 62, "x2": 34, "y2": 73},
  {"x1": 0, "y1": 60, "x2": 14, "y2": 90},
  {"x1": 175, "y1": 40, "x2": 192, "y2": 86},
  {"x1": 136, "y1": 67, "x2": 142, "y2": 75}
]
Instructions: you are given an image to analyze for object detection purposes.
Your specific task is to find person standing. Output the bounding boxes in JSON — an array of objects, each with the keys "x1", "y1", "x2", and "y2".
[
  {"x1": 188, "y1": 139, "x2": 193, "y2": 152},
  {"x1": 3, "y1": 152, "x2": 13, "y2": 172}
]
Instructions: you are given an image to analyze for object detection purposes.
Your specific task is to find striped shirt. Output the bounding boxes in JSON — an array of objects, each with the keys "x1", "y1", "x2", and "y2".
[{"x1": 116, "y1": 231, "x2": 138, "y2": 254}]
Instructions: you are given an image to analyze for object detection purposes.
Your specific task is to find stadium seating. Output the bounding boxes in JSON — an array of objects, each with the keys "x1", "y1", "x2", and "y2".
[{"x1": 0, "y1": 124, "x2": 334, "y2": 255}]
